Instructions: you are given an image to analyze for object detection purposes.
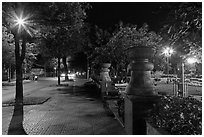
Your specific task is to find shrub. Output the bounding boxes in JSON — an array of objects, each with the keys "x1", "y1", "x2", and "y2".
[{"x1": 147, "y1": 96, "x2": 202, "y2": 135}]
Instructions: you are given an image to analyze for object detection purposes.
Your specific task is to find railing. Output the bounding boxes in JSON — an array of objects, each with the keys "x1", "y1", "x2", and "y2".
[
  {"x1": 101, "y1": 83, "x2": 127, "y2": 127},
  {"x1": 173, "y1": 81, "x2": 188, "y2": 97}
]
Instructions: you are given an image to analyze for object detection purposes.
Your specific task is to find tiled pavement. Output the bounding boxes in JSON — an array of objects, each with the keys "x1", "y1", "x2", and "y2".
[{"x1": 2, "y1": 79, "x2": 126, "y2": 135}]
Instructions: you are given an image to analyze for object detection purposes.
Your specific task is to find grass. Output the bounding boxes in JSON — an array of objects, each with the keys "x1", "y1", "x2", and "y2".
[
  {"x1": 154, "y1": 83, "x2": 202, "y2": 96},
  {"x1": 2, "y1": 97, "x2": 51, "y2": 107}
]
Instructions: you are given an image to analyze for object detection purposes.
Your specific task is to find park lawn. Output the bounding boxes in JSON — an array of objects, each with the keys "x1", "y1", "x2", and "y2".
[{"x1": 154, "y1": 83, "x2": 202, "y2": 96}]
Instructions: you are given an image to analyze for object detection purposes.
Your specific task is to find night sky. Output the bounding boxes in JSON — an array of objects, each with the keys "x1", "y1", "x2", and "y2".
[{"x1": 87, "y1": 2, "x2": 172, "y2": 32}]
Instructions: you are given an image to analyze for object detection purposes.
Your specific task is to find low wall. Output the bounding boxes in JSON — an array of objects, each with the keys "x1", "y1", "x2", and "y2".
[{"x1": 146, "y1": 122, "x2": 170, "y2": 135}]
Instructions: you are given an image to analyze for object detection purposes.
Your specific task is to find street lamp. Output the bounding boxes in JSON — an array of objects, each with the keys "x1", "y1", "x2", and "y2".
[
  {"x1": 10, "y1": 11, "x2": 31, "y2": 36},
  {"x1": 180, "y1": 57, "x2": 197, "y2": 97},
  {"x1": 163, "y1": 47, "x2": 174, "y2": 83}
]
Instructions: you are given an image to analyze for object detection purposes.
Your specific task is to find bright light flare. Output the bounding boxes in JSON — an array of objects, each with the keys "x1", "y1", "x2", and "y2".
[
  {"x1": 10, "y1": 11, "x2": 31, "y2": 35},
  {"x1": 15, "y1": 17, "x2": 26, "y2": 26},
  {"x1": 163, "y1": 47, "x2": 174, "y2": 57},
  {"x1": 13, "y1": 14, "x2": 28, "y2": 33}
]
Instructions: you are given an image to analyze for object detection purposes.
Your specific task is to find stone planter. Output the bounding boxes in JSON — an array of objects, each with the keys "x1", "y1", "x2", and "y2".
[
  {"x1": 126, "y1": 46, "x2": 154, "y2": 60},
  {"x1": 124, "y1": 46, "x2": 160, "y2": 135},
  {"x1": 100, "y1": 63, "x2": 111, "y2": 82},
  {"x1": 102, "y1": 63, "x2": 111, "y2": 68},
  {"x1": 100, "y1": 63, "x2": 112, "y2": 96},
  {"x1": 125, "y1": 46, "x2": 154, "y2": 95}
]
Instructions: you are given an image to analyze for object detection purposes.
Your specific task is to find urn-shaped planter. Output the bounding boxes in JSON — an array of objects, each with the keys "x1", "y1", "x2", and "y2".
[
  {"x1": 126, "y1": 46, "x2": 154, "y2": 60},
  {"x1": 125, "y1": 46, "x2": 155, "y2": 95},
  {"x1": 100, "y1": 63, "x2": 111, "y2": 82},
  {"x1": 102, "y1": 63, "x2": 111, "y2": 68}
]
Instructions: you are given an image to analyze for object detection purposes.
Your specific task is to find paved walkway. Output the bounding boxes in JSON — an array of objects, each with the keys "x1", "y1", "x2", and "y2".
[
  {"x1": 2, "y1": 79, "x2": 32, "y2": 86},
  {"x1": 2, "y1": 78, "x2": 126, "y2": 135}
]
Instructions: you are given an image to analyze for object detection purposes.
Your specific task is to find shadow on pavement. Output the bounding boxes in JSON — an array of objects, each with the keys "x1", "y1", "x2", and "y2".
[
  {"x1": 8, "y1": 104, "x2": 27, "y2": 135},
  {"x1": 56, "y1": 82, "x2": 101, "y2": 101}
]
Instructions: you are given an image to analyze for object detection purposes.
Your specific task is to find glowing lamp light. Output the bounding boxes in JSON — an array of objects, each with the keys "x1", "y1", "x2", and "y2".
[
  {"x1": 187, "y1": 57, "x2": 197, "y2": 64},
  {"x1": 163, "y1": 47, "x2": 174, "y2": 57},
  {"x1": 169, "y1": 49, "x2": 174, "y2": 54},
  {"x1": 16, "y1": 17, "x2": 26, "y2": 26},
  {"x1": 11, "y1": 12, "x2": 30, "y2": 35},
  {"x1": 13, "y1": 15, "x2": 27, "y2": 32}
]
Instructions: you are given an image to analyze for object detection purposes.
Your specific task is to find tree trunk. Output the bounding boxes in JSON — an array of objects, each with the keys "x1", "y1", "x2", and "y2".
[
  {"x1": 8, "y1": 104, "x2": 27, "y2": 135},
  {"x1": 44, "y1": 65, "x2": 46, "y2": 77},
  {"x1": 62, "y1": 57, "x2": 69, "y2": 81},
  {"x1": 8, "y1": 65, "x2": 11, "y2": 82},
  {"x1": 57, "y1": 57, "x2": 61, "y2": 85},
  {"x1": 87, "y1": 61, "x2": 89, "y2": 79},
  {"x1": 9, "y1": 33, "x2": 27, "y2": 134},
  {"x1": 14, "y1": 35, "x2": 24, "y2": 106}
]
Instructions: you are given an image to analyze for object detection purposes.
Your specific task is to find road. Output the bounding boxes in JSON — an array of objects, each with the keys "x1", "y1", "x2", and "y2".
[{"x1": 2, "y1": 77, "x2": 58, "y2": 103}]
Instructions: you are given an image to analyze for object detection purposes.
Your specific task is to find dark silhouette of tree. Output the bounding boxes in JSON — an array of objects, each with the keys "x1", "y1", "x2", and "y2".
[{"x1": 38, "y1": 2, "x2": 89, "y2": 84}]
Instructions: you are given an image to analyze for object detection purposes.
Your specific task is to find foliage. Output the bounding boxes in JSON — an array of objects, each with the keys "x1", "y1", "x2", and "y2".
[
  {"x1": 105, "y1": 23, "x2": 162, "y2": 73},
  {"x1": 160, "y1": 2, "x2": 202, "y2": 62},
  {"x1": 38, "y1": 2, "x2": 89, "y2": 58},
  {"x1": 2, "y1": 25, "x2": 38, "y2": 72},
  {"x1": 2, "y1": 26, "x2": 15, "y2": 68},
  {"x1": 89, "y1": 26, "x2": 112, "y2": 71},
  {"x1": 108, "y1": 23, "x2": 162, "y2": 50},
  {"x1": 147, "y1": 96, "x2": 202, "y2": 135}
]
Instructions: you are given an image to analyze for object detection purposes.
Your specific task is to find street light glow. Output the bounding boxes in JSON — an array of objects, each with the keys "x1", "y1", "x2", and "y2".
[
  {"x1": 15, "y1": 17, "x2": 26, "y2": 26},
  {"x1": 163, "y1": 47, "x2": 174, "y2": 57},
  {"x1": 169, "y1": 49, "x2": 174, "y2": 54},
  {"x1": 187, "y1": 57, "x2": 197, "y2": 64},
  {"x1": 11, "y1": 11, "x2": 31, "y2": 35},
  {"x1": 13, "y1": 14, "x2": 28, "y2": 33}
]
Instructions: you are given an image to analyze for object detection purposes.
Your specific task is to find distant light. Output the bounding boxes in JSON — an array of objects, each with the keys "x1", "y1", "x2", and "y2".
[
  {"x1": 187, "y1": 58, "x2": 197, "y2": 64},
  {"x1": 163, "y1": 47, "x2": 174, "y2": 57},
  {"x1": 61, "y1": 73, "x2": 65, "y2": 77},
  {"x1": 169, "y1": 49, "x2": 174, "y2": 54}
]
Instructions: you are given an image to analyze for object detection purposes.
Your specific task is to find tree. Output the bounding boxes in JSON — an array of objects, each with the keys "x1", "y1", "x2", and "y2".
[
  {"x1": 159, "y1": 2, "x2": 202, "y2": 75},
  {"x1": 106, "y1": 23, "x2": 162, "y2": 76},
  {"x1": 38, "y1": 2, "x2": 89, "y2": 84},
  {"x1": 88, "y1": 25, "x2": 112, "y2": 74},
  {"x1": 160, "y1": 3, "x2": 201, "y2": 58},
  {"x1": 3, "y1": 2, "x2": 41, "y2": 134},
  {"x1": 2, "y1": 26, "x2": 15, "y2": 81}
]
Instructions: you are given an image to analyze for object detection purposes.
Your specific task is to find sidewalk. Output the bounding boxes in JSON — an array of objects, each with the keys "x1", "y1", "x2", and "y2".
[{"x1": 2, "y1": 78, "x2": 126, "y2": 135}]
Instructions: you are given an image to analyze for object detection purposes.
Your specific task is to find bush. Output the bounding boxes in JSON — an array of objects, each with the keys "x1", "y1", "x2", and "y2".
[
  {"x1": 83, "y1": 81, "x2": 101, "y2": 97},
  {"x1": 147, "y1": 96, "x2": 202, "y2": 135}
]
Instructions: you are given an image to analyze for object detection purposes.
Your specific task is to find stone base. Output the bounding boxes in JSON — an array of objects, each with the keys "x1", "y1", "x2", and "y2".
[{"x1": 124, "y1": 94, "x2": 160, "y2": 135}]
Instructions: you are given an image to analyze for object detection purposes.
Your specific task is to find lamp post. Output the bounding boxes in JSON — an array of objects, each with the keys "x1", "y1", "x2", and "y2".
[
  {"x1": 54, "y1": 67, "x2": 57, "y2": 77},
  {"x1": 6, "y1": 6, "x2": 32, "y2": 134},
  {"x1": 163, "y1": 47, "x2": 174, "y2": 83},
  {"x1": 180, "y1": 57, "x2": 197, "y2": 97}
]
